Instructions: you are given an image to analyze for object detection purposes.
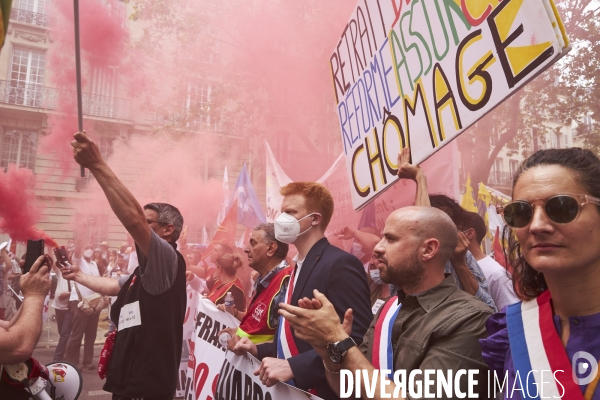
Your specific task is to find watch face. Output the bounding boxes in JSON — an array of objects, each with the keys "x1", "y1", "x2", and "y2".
[{"x1": 327, "y1": 342, "x2": 343, "y2": 364}]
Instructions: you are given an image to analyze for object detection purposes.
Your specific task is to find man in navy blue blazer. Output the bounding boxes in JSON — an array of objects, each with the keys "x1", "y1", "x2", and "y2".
[{"x1": 233, "y1": 182, "x2": 372, "y2": 399}]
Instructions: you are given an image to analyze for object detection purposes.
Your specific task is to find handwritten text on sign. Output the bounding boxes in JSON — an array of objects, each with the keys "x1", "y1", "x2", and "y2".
[
  {"x1": 183, "y1": 298, "x2": 239, "y2": 400},
  {"x1": 215, "y1": 352, "x2": 323, "y2": 400},
  {"x1": 332, "y1": 0, "x2": 569, "y2": 210}
]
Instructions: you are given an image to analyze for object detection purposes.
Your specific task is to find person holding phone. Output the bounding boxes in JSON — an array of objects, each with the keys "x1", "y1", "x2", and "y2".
[{"x1": 0, "y1": 254, "x2": 52, "y2": 363}]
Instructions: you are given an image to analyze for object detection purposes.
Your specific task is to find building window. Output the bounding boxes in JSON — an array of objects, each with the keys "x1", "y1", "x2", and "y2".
[
  {"x1": 186, "y1": 82, "x2": 219, "y2": 131},
  {"x1": 490, "y1": 127, "x2": 501, "y2": 146},
  {"x1": 86, "y1": 66, "x2": 120, "y2": 118},
  {"x1": 204, "y1": 41, "x2": 220, "y2": 65},
  {"x1": 494, "y1": 158, "x2": 503, "y2": 173},
  {"x1": 554, "y1": 132, "x2": 563, "y2": 149},
  {"x1": 0, "y1": 128, "x2": 38, "y2": 171},
  {"x1": 509, "y1": 160, "x2": 519, "y2": 176},
  {"x1": 75, "y1": 213, "x2": 108, "y2": 249},
  {"x1": 8, "y1": 48, "x2": 46, "y2": 107},
  {"x1": 12, "y1": 0, "x2": 51, "y2": 26}
]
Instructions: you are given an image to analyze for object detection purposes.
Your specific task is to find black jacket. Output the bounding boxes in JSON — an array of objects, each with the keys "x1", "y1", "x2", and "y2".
[{"x1": 256, "y1": 237, "x2": 372, "y2": 400}]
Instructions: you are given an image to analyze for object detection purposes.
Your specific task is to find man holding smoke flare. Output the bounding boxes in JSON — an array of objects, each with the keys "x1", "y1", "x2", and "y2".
[{"x1": 64, "y1": 131, "x2": 187, "y2": 400}]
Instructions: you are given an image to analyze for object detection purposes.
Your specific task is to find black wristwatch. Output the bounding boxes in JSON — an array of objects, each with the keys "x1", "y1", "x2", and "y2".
[{"x1": 327, "y1": 337, "x2": 356, "y2": 364}]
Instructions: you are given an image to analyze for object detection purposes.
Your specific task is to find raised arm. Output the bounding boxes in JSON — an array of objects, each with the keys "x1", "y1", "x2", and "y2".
[
  {"x1": 0, "y1": 256, "x2": 51, "y2": 364},
  {"x1": 397, "y1": 147, "x2": 430, "y2": 207},
  {"x1": 1, "y1": 248, "x2": 11, "y2": 273},
  {"x1": 71, "y1": 131, "x2": 152, "y2": 256},
  {"x1": 60, "y1": 259, "x2": 121, "y2": 296}
]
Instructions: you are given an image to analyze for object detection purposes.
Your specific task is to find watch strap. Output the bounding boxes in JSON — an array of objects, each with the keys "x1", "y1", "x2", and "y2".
[{"x1": 337, "y1": 337, "x2": 357, "y2": 354}]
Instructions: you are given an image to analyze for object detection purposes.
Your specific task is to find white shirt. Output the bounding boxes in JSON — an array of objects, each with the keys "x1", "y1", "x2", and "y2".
[
  {"x1": 69, "y1": 256, "x2": 100, "y2": 301},
  {"x1": 291, "y1": 255, "x2": 305, "y2": 290},
  {"x1": 52, "y1": 272, "x2": 71, "y2": 310},
  {"x1": 477, "y1": 256, "x2": 519, "y2": 311}
]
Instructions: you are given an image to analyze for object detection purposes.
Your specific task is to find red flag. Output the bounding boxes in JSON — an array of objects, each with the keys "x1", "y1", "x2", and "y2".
[
  {"x1": 493, "y1": 226, "x2": 509, "y2": 272},
  {"x1": 209, "y1": 199, "x2": 238, "y2": 250}
]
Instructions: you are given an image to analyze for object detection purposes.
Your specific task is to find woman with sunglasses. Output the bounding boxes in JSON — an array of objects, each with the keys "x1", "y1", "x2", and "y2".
[{"x1": 481, "y1": 148, "x2": 600, "y2": 399}]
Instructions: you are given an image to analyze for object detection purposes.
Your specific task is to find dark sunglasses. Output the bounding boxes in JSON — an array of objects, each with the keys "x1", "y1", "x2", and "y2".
[{"x1": 498, "y1": 194, "x2": 600, "y2": 229}]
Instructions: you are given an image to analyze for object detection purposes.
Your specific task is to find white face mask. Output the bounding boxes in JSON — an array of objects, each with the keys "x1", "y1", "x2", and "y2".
[
  {"x1": 83, "y1": 249, "x2": 94, "y2": 258},
  {"x1": 352, "y1": 242, "x2": 366, "y2": 260},
  {"x1": 274, "y1": 212, "x2": 317, "y2": 244},
  {"x1": 370, "y1": 269, "x2": 383, "y2": 285}
]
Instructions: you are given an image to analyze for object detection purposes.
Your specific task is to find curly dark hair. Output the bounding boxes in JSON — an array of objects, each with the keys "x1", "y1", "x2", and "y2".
[
  {"x1": 429, "y1": 194, "x2": 465, "y2": 227},
  {"x1": 507, "y1": 148, "x2": 600, "y2": 300}
]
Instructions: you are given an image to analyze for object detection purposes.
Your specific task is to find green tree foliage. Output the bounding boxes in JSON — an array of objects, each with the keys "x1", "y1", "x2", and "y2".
[{"x1": 128, "y1": 0, "x2": 352, "y2": 171}]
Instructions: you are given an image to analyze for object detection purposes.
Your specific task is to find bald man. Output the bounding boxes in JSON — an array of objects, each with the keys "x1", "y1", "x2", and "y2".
[{"x1": 278, "y1": 207, "x2": 492, "y2": 399}]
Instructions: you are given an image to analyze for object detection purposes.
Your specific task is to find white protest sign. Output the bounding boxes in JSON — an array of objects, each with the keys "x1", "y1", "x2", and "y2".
[
  {"x1": 183, "y1": 298, "x2": 239, "y2": 400},
  {"x1": 176, "y1": 287, "x2": 200, "y2": 398},
  {"x1": 215, "y1": 351, "x2": 323, "y2": 400},
  {"x1": 332, "y1": 0, "x2": 570, "y2": 210}
]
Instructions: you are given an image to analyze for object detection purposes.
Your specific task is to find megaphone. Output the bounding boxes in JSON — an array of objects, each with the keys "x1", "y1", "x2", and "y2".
[
  {"x1": 44, "y1": 362, "x2": 82, "y2": 400},
  {"x1": 1, "y1": 359, "x2": 82, "y2": 399}
]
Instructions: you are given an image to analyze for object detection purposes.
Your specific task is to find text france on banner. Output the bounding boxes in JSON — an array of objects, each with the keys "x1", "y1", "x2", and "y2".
[
  {"x1": 184, "y1": 297, "x2": 240, "y2": 400},
  {"x1": 332, "y1": 0, "x2": 570, "y2": 210},
  {"x1": 215, "y1": 351, "x2": 324, "y2": 400}
]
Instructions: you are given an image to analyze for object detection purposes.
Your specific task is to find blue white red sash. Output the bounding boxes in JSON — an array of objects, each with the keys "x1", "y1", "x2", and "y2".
[
  {"x1": 506, "y1": 290, "x2": 584, "y2": 400},
  {"x1": 276, "y1": 266, "x2": 299, "y2": 361},
  {"x1": 371, "y1": 296, "x2": 401, "y2": 379}
]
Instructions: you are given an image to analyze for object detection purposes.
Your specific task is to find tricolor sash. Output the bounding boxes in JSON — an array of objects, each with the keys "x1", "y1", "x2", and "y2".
[
  {"x1": 371, "y1": 296, "x2": 401, "y2": 379},
  {"x1": 277, "y1": 266, "x2": 299, "y2": 362},
  {"x1": 506, "y1": 290, "x2": 584, "y2": 400}
]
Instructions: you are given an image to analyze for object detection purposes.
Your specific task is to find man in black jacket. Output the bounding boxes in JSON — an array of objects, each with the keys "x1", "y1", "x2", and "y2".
[
  {"x1": 234, "y1": 182, "x2": 372, "y2": 399},
  {"x1": 64, "y1": 132, "x2": 186, "y2": 400}
]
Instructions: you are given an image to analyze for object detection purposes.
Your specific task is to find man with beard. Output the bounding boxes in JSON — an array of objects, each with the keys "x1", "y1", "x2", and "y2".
[{"x1": 279, "y1": 207, "x2": 492, "y2": 399}]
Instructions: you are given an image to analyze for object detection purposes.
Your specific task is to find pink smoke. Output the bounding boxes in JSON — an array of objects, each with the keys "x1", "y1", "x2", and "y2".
[
  {"x1": 41, "y1": 0, "x2": 129, "y2": 173},
  {"x1": 0, "y1": 165, "x2": 57, "y2": 246}
]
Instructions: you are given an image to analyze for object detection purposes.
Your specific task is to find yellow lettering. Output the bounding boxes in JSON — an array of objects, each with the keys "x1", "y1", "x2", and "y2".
[
  {"x1": 489, "y1": 0, "x2": 555, "y2": 88},
  {"x1": 433, "y1": 63, "x2": 462, "y2": 141},
  {"x1": 351, "y1": 145, "x2": 371, "y2": 198},
  {"x1": 364, "y1": 129, "x2": 387, "y2": 192}
]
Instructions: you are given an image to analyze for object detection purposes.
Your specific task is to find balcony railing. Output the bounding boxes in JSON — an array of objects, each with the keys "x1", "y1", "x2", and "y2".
[
  {"x1": 488, "y1": 171, "x2": 514, "y2": 187},
  {"x1": 0, "y1": 79, "x2": 131, "y2": 120},
  {"x1": 10, "y1": 8, "x2": 52, "y2": 27}
]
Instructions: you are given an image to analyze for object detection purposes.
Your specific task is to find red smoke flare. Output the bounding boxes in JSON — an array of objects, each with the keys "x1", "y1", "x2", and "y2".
[{"x1": 0, "y1": 165, "x2": 57, "y2": 246}]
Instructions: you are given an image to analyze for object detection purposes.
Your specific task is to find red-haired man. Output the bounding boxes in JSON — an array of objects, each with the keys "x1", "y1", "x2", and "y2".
[{"x1": 233, "y1": 182, "x2": 372, "y2": 400}]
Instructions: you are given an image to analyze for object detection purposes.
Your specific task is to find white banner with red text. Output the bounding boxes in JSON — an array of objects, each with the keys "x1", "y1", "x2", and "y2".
[
  {"x1": 215, "y1": 351, "x2": 324, "y2": 400},
  {"x1": 183, "y1": 297, "x2": 240, "y2": 400}
]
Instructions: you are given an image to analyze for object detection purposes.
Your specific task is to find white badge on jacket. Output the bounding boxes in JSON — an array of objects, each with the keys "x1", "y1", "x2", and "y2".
[{"x1": 118, "y1": 301, "x2": 142, "y2": 331}]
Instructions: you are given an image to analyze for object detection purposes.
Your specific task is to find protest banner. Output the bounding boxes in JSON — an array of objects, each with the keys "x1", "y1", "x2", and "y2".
[
  {"x1": 332, "y1": 0, "x2": 570, "y2": 210},
  {"x1": 176, "y1": 288, "x2": 200, "y2": 398},
  {"x1": 215, "y1": 351, "x2": 323, "y2": 400},
  {"x1": 183, "y1": 297, "x2": 240, "y2": 400}
]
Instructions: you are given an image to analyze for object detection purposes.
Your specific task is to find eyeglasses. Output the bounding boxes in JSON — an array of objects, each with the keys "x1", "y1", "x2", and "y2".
[{"x1": 498, "y1": 194, "x2": 600, "y2": 229}]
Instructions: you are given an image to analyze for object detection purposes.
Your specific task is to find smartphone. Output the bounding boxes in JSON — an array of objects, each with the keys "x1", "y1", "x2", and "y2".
[
  {"x1": 53, "y1": 246, "x2": 70, "y2": 268},
  {"x1": 22, "y1": 239, "x2": 45, "y2": 274}
]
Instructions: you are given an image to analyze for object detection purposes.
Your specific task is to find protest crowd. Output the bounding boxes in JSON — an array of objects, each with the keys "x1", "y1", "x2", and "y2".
[
  {"x1": 1, "y1": 0, "x2": 599, "y2": 399},
  {"x1": 2, "y1": 134, "x2": 600, "y2": 400}
]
